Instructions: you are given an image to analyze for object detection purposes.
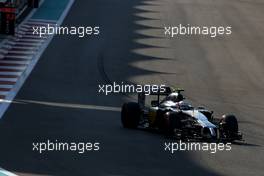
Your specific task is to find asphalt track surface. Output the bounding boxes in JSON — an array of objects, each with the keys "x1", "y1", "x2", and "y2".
[{"x1": 0, "y1": 0, "x2": 264, "y2": 175}]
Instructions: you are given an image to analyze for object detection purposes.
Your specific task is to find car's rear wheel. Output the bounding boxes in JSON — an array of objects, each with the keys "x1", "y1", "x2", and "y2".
[
  {"x1": 220, "y1": 114, "x2": 238, "y2": 140},
  {"x1": 121, "y1": 102, "x2": 141, "y2": 128}
]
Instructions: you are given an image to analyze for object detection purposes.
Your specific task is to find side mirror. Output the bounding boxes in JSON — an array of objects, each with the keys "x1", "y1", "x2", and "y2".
[{"x1": 151, "y1": 100, "x2": 159, "y2": 107}]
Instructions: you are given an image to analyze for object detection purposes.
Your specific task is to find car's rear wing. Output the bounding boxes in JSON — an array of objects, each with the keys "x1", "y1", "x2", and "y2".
[
  {"x1": 149, "y1": 86, "x2": 172, "y2": 96},
  {"x1": 147, "y1": 87, "x2": 184, "y2": 95},
  {"x1": 138, "y1": 87, "x2": 184, "y2": 107}
]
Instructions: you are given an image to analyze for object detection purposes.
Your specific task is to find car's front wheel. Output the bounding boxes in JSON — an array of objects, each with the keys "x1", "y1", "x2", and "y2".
[{"x1": 219, "y1": 114, "x2": 239, "y2": 140}]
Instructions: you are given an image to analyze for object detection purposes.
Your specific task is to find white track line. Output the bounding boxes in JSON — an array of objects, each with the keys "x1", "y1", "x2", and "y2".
[
  {"x1": 0, "y1": 168, "x2": 18, "y2": 176},
  {"x1": 10, "y1": 46, "x2": 37, "y2": 50},
  {"x1": 5, "y1": 55, "x2": 32, "y2": 60},
  {"x1": 2, "y1": 45, "x2": 12, "y2": 50},
  {"x1": 18, "y1": 38, "x2": 44, "y2": 43},
  {"x1": 0, "y1": 72, "x2": 22, "y2": 76},
  {"x1": 18, "y1": 28, "x2": 29, "y2": 33},
  {"x1": 6, "y1": 41, "x2": 41, "y2": 46},
  {"x1": 0, "y1": 78, "x2": 18, "y2": 82},
  {"x1": 12, "y1": 42, "x2": 42, "y2": 46},
  {"x1": 7, "y1": 50, "x2": 34, "y2": 55},
  {"x1": 20, "y1": 24, "x2": 31, "y2": 28},
  {"x1": 29, "y1": 19, "x2": 57, "y2": 23},
  {"x1": 26, "y1": 21, "x2": 56, "y2": 25},
  {"x1": 5, "y1": 41, "x2": 16, "y2": 45},
  {"x1": 0, "y1": 85, "x2": 13, "y2": 89},
  {"x1": 17, "y1": 31, "x2": 26, "y2": 35},
  {"x1": 0, "y1": 66, "x2": 26, "y2": 70},
  {"x1": 0, "y1": 49, "x2": 8, "y2": 54},
  {"x1": 0, "y1": 60, "x2": 30, "y2": 64},
  {"x1": 0, "y1": 91, "x2": 10, "y2": 95},
  {"x1": 23, "y1": 35, "x2": 48, "y2": 39},
  {"x1": 19, "y1": 26, "x2": 30, "y2": 31}
]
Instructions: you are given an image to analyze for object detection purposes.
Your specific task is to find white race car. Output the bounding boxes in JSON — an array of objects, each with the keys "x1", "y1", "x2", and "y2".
[{"x1": 121, "y1": 87, "x2": 243, "y2": 142}]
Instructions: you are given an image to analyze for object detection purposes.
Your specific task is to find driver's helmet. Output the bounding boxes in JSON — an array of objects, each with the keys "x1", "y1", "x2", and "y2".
[
  {"x1": 166, "y1": 92, "x2": 184, "y2": 102},
  {"x1": 179, "y1": 101, "x2": 193, "y2": 110}
]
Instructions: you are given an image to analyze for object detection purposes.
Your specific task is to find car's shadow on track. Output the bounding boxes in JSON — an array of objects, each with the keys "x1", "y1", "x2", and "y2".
[
  {"x1": 232, "y1": 141, "x2": 261, "y2": 147},
  {"x1": 135, "y1": 127, "x2": 262, "y2": 148}
]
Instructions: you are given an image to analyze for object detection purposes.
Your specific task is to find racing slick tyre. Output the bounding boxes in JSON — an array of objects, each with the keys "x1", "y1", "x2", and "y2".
[
  {"x1": 121, "y1": 102, "x2": 141, "y2": 128},
  {"x1": 220, "y1": 114, "x2": 238, "y2": 139}
]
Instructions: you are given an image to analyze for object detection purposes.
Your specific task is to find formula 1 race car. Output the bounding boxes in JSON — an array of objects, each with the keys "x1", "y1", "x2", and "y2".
[{"x1": 121, "y1": 87, "x2": 243, "y2": 142}]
